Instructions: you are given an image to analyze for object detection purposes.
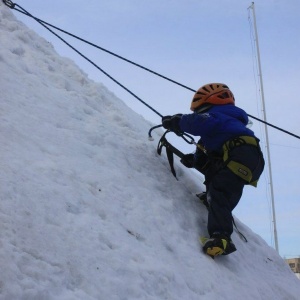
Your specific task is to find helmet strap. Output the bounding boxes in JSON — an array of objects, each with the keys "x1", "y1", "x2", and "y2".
[{"x1": 195, "y1": 104, "x2": 213, "y2": 114}]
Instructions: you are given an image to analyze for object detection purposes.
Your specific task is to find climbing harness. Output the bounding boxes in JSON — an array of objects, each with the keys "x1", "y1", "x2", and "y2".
[{"x1": 222, "y1": 136, "x2": 263, "y2": 186}]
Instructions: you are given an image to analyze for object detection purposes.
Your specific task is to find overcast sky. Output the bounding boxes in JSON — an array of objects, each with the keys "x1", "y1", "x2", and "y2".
[{"x1": 9, "y1": 0, "x2": 300, "y2": 257}]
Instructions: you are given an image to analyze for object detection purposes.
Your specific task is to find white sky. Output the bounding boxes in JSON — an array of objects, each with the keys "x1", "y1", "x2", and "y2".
[{"x1": 9, "y1": 0, "x2": 300, "y2": 257}]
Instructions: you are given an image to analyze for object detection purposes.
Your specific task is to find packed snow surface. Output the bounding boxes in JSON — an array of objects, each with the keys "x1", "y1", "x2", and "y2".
[{"x1": 1, "y1": 4, "x2": 300, "y2": 300}]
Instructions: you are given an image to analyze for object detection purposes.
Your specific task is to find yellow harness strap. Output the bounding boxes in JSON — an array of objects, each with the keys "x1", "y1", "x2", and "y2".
[{"x1": 222, "y1": 136, "x2": 259, "y2": 187}]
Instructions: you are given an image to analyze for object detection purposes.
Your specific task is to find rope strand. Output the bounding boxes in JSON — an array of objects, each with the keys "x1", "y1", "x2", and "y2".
[
  {"x1": 3, "y1": 0, "x2": 300, "y2": 140},
  {"x1": 12, "y1": 3, "x2": 163, "y2": 118},
  {"x1": 12, "y1": 6, "x2": 196, "y2": 93}
]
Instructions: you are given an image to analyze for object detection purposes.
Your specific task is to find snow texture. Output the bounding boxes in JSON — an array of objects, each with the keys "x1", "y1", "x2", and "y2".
[{"x1": 1, "y1": 4, "x2": 300, "y2": 300}]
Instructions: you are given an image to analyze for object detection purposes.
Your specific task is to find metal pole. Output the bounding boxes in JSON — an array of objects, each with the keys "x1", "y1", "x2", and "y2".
[{"x1": 249, "y1": 2, "x2": 279, "y2": 252}]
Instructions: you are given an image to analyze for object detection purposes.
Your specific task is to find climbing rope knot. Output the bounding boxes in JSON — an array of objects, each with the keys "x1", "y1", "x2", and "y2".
[{"x1": 3, "y1": 0, "x2": 15, "y2": 8}]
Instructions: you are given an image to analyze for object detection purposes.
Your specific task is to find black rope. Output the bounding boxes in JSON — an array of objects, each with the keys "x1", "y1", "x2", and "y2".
[
  {"x1": 7, "y1": 2, "x2": 162, "y2": 118},
  {"x1": 248, "y1": 114, "x2": 300, "y2": 139},
  {"x1": 10, "y1": 5, "x2": 195, "y2": 93},
  {"x1": 4, "y1": 0, "x2": 300, "y2": 140},
  {"x1": 3, "y1": 0, "x2": 14, "y2": 8}
]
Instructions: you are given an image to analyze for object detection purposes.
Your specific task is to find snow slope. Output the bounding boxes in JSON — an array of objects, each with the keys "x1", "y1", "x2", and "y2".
[{"x1": 1, "y1": 4, "x2": 300, "y2": 300}]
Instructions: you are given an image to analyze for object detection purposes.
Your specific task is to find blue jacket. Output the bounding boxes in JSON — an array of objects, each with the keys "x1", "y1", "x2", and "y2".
[{"x1": 179, "y1": 104, "x2": 255, "y2": 152}]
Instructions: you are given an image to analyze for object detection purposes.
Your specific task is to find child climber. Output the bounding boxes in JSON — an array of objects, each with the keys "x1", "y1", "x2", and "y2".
[{"x1": 162, "y1": 83, "x2": 265, "y2": 258}]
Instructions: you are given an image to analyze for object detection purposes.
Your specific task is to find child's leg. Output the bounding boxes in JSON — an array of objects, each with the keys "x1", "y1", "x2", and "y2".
[{"x1": 207, "y1": 168, "x2": 245, "y2": 237}]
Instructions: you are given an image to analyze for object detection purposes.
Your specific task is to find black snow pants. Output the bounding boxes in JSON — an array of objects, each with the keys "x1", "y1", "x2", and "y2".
[
  {"x1": 205, "y1": 143, "x2": 265, "y2": 237},
  {"x1": 206, "y1": 168, "x2": 245, "y2": 236}
]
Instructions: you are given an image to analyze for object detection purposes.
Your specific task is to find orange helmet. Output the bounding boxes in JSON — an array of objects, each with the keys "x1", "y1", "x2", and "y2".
[{"x1": 190, "y1": 83, "x2": 235, "y2": 111}]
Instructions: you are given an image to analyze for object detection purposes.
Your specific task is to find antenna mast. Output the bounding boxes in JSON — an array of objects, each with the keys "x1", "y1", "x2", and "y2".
[{"x1": 249, "y1": 2, "x2": 279, "y2": 252}]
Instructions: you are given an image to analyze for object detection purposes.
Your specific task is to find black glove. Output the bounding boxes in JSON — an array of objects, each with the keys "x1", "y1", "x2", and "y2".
[{"x1": 161, "y1": 114, "x2": 183, "y2": 133}]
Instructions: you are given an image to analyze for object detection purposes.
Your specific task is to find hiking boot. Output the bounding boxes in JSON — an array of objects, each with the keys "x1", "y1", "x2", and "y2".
[
  {"x1": 202, "y1": 233, "x2": 236, "y2": 258},
  {"x1": 222, "y1": 239, "x2": 237, "y2": 256}
]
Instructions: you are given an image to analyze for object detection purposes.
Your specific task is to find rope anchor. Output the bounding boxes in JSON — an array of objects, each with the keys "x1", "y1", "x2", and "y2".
[{"x1": 3, "y1": 0, "x2": 15, "y2": 8}]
